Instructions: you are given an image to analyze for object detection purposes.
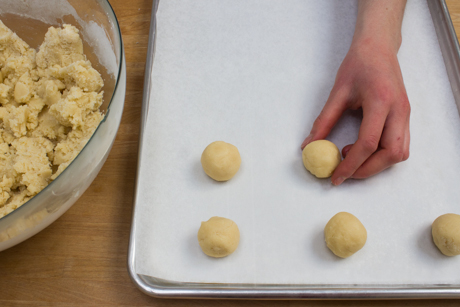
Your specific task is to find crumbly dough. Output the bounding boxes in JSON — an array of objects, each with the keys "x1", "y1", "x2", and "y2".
[
  {"x1": 302, "y1": 140, "x2": 341, "y2": 178},
  {"x1": 197, "y1": 216, "x2": 240, "y2": 258},
  {"x1": 0, "y1": 21, "x2": 104, "y2": 217},
  {"x1": 201, "y1": 141, "x2": 241, "y2": 181},
  {"x1": 324, "y1": 212, "x2": 367, "y2": 258},
  {"x1": 432, "y1": 213, "x2": 460, "y2": 256}
]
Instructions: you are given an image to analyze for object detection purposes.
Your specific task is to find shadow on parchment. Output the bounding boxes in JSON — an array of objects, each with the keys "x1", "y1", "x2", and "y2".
[
  {"x1": 309, "y1": 226, "x2": 343, "y2": 263},
  {"x1": 416, "y1": 224, "x2": 450, "y2": 261}
]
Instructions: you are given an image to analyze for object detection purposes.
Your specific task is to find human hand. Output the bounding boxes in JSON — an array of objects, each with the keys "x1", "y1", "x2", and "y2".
[{"x1": 301, "y1": 39, "x2": 410, "y2": 185}]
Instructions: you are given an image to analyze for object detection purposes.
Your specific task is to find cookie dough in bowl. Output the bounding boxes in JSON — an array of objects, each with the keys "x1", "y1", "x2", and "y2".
[
  {"x1": 0, "y1": 21, "x2": 104, "y2": 218},
  {"x1": 0, "y1": 0, "x2": 125, "y2": 252}
]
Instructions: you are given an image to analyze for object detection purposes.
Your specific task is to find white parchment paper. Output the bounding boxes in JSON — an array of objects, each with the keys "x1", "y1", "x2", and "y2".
[{"x1": 134, "y1": 0, "x2": 460, "y2": 284}]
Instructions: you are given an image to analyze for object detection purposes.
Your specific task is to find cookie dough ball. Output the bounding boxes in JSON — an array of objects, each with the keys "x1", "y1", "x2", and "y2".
[
  {"x1": 302, "y1": 140, "x2": 341, "y2": 178},
  {"x1": 201, "y1": 141, "x2": 241, "y2": 181},
  {"x1": 432, "y1": 213, "x2": 460, "y2": 256},
  {"x1": 324, "y1": 212, "x2": 367, "y2": 258},
  {"x1": 197, "y1": 216, "x2": 240, "y2": 258}
]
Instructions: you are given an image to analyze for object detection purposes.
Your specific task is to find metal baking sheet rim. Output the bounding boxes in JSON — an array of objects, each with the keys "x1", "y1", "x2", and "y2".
[{"x1": 127, "y1": 0, "x2": 460, "y2": 299}]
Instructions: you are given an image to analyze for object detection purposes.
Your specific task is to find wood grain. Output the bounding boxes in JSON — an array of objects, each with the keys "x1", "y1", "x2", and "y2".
[
  {"x1": 447, "y1": 0, "x2": 460, "y2": 42},
  {"x1": 1, "y1": 1, "x2": 460, "y2": 306}
]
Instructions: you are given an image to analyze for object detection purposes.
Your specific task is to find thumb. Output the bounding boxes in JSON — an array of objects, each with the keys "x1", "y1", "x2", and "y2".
[{"x1": 342, "y1": 144, "x2": 353, "y2": 158}]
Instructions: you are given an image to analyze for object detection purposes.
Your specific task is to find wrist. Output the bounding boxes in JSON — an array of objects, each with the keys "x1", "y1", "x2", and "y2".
[
  {"x1": 351, "y1": 32, "x2": 401, "y2": 56},
  {"x1": 352, "y1": 24, "x2": 402, "y2": 54},
  {"x1": 353, "y1": 0, "x2": 406, "y2": 53}
]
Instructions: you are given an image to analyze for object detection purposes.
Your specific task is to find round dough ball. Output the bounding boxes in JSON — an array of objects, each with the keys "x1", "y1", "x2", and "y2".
[
  {"x1": 432, "y1": 213, "x2": 460, "y2": 256},
  {"x1": 201, "y1": 141, "x2": 241, "y2": 181},
  {"x1": 324, "y1": 212, "x2": 367, "y2": 258},
  {"x1": 302, "y1": 140, "x2": 341, "y2": 178},
  {"x1": 197, "y1": 216, "x2": 240, "y2": 258}
]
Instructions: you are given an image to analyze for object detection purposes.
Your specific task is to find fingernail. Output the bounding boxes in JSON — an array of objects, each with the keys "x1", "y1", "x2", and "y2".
[
  {"x1": 301, "y1": 134, "x2": 313, "y2": 149},
  {"x1": 333, "y1": 176, "x2": 346, "y2": 186}
]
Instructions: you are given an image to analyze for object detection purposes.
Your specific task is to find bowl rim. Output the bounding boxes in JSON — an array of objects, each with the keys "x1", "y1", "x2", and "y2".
[{"x1": 0, "y1": 0, "x2": 124, "y2": 224}]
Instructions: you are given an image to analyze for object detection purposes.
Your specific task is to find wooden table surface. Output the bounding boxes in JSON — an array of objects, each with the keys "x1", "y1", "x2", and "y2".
[{"x1": 1, "y1": 1, "x2": 460, "y2": 306}]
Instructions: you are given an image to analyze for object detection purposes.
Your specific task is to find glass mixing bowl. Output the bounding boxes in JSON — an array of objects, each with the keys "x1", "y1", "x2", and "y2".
[{"x1": 0, "y1": 0, "x2": 126, "y2": 251}]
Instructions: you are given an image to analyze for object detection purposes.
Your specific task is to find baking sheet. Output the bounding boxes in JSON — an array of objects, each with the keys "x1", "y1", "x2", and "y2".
[{"x1": 134, "y1": 0, "x2": 460, "y2": 285}]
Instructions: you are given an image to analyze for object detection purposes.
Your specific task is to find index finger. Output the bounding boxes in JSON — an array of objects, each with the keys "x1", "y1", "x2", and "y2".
[
  {"x1": 331, "y1": 106, "x2": 388, "y2": 185},
  {"x1": 301, "y1": 88, "x2": 349, "y2": 149}
]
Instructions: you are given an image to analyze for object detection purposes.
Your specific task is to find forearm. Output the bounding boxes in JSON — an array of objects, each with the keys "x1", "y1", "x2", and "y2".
[
  {"x1": 302, "y1": 0, "x2": 411, "y2": 184},
  {"x1": 353, "y1": 0, "x2": 407, "y2": 52}
]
